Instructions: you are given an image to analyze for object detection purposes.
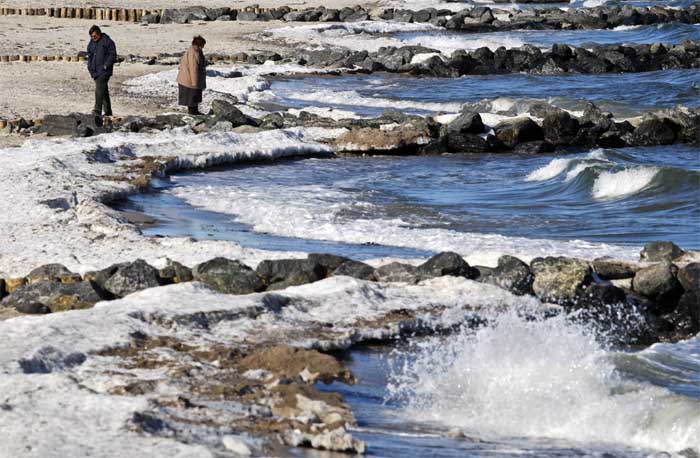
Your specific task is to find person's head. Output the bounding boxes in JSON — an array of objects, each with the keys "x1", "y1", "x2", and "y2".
[
  {"x1": 192, "y1": 35, "x2": 206, "y2": 49},
  {"x1": 89, "y1": 25, "x2": 102, "y2": 42}
]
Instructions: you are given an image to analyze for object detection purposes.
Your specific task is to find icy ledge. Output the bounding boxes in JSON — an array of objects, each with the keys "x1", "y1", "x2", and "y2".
[
  {"x1": 0, "y1": 276, "x2": 533, "y2": 457},
  {"x1": 0, "y1": 126, "x2": 341, "y2": 278}
]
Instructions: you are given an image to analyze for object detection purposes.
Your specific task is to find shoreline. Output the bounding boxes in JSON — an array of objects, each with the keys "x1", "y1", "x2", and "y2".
[{"x1": 1, "y1": 4, "x2": 699, "y2": 457}]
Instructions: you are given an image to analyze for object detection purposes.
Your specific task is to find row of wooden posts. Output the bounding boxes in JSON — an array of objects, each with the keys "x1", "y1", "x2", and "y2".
[
  {"x1": 0, "y1": 54, "x2": 255, "y2": 63},
  {"x1": 0, "y1": 6, "x2": 282, "y2": 21}
]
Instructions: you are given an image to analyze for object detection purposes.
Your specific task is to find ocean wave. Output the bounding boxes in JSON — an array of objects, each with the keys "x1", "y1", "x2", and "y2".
[
  {"x1": 387, "y1": 309, "x2": 700, "y2": 452},
  {"x1": 591, "y1": 167, "x2": 660, "y2": 200},
  {"x1": 281, "y1": 89, "x2": 464, "y2": 113}
]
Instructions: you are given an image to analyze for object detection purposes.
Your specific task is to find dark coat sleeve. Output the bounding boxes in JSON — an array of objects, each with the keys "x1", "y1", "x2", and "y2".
[{"x1": 104, "y1": 37, "x2": 117, "y2": 72}]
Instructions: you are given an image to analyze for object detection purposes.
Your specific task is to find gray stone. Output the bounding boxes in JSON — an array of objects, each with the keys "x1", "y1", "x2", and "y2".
[
  {"x1": 530, "y1": 257, "x2": 592, "y2": 305},
  {"x1": 446, "y1": 110, "x2": 485, "y2": 135},
  {"x1": 103, "y1": 259, "x2": 162, "y2": 298},
  {"x1": 158, "y1": 260, "x2": 193, "y2": 284},
  {"x1": 193, "y1": 258, "x2": 264, "y2": 294},
  {"x1": 678, "y1": 263, "x2": 700, "y2": 291},
  {"x1": 640, "y1": 241, "x2": 685, "y2": 262},
  {"x1": 141, "y1": 13, "x2": 160, "y2": 24},
  {"x1": 479, "y1": 255, "x2": 533, "y2": 296},
  {"x1": 209, "y1": 99, "x2": 259, "y2": 127},
  {"x1": 26, "y1": 264, "x2": 80, "y2": 284},
  {"x1": 375, "y1": 262, "x2": 420, "y2": 283},
  {"x1": 542, "y1": 110, "x2": 579, "y2": 145},
  {"x1": 2, "y1": 280, "x2": 109, "y2": 313},
  {"x1": 307, "y1": 254, "x2": 351, "y2": 277},
  {"x1": 332, "y1": 261, "x2": 376, "y2": 281},
  {"x1": 592, "y1": 258, "x2": 640, "y2": 280},
  {"x1": 417, "y1": 252, "x2": 478, "y2": 280},
  {"x1": 256, "y1": 259, "x2": 325, "y2": 290},
  {"x1": 494, "y1": 117, "x2": 543, "y2": 148},
  {"x1": 632, "y1": 262, "x2": 683, "y2": 313},
  {"x1": 631, "y1": 118, "x2": 677, "y2": 146},
  {"x1": 575, "y1": 283, "x2": 628, "y2": 308}
]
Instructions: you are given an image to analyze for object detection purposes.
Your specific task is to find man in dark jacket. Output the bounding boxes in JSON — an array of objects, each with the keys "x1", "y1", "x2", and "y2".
[{"x1": 87, "y1": 25, "x2": 117, "y2": 117}]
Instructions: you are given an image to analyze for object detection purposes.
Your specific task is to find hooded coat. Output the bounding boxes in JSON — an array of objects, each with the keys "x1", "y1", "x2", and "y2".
[{"x1": 87, "y1": 33, "x2": 117, "y2": 80}]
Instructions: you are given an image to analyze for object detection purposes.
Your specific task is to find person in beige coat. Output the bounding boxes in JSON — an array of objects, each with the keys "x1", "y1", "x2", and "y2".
[{"x1": 176, "y1": 36, "x2": 207, "y2": 115}]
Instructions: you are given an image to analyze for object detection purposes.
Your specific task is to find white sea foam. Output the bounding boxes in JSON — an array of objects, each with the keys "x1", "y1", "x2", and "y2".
[
  {"x1": 387, "y1": 309, "x2": 700, "y2": 452},
  {"x1": 283, "y1": 89, "x2": 463, "y2": 113},
  {"x1": 171, "y1": 182, "x2": 637, "y2": 267},
  {"x1": 526, "y1": 158, "x2": 573, "y2": 181},
  {"x1": 592, "y1": 167, "x2": 659, "y2": 200}
]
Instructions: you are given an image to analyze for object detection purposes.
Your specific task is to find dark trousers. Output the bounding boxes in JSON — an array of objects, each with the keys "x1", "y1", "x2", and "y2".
[{"x1": 94, "y1": 74, "x2": 112, "y2": 116}]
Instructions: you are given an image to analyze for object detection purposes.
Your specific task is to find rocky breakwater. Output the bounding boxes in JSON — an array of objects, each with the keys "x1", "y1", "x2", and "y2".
[
  {"x1": 146, "y1": 4, "x2": 700, "y2": 32},
  {"x1": 2, "y1": 242, "x2": 698, "y2": 343},
  {"x1": 23, "y1": 101, "x2": 699, "y2": 157},
  {"x1": 292, "y1": 40, "x2": 700, "y2": 76}
]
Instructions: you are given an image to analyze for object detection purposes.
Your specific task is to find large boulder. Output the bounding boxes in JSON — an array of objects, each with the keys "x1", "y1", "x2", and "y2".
[
  {"x1": 332, "y1": 261, "x2": 377, "y2": 281},
  {"x1": 158, "y1": 259, "x2": 194, "y2": 284},
  {"x1": 592, "y1": 258, "x2": 640, "y2": 280},
  {"x1": 102, "y1": 259, "x2": 162, "y2": 298},
  {"x1": 660, "y1": 287, "x2": 700, "y2": 339},
  {"x1": 209, "y1": 100, "x2": 259, "y2": 127},
  {"x1": 640, "y1": 241, "x2": 685, "y2": 262},
  {"x1": 446, "y1": 110, "x2": 485, "y2": 135},
  {"x1": 542, "y1": 111, "x2": 579, "y2": 145},
  {"x1": 193, "y1": 258, "x2": 264, "y2": 295},
  {"x1": 375, "y1": 262, "x2": 421, "y2": 283},
  {"x1": 1, "y1": 281, "x2": 110, "y2": 313},
  {"x1": 256, "y1": 259, "x2": 325, "y2": 290},
  {"x1": 334, "y1": 119, "x2": 438, "y2": 154},
  {"x1": 632, "y1": 262, "x2": 683, "y2": 314},
  {"x1": 478, "y1": 255, "x2": 533, "y2": 296},
  {"x1": 677, "y1": 262, "x2": 700, "y2": 291},
  {"x1": 27, "y1": 264, "x2": 81, "y2": 284},
  {"x1": 530, "y1": 257, "x2": 592, "y2": 305},
  {"x1": 494, "y1": 117, "x2": 543, "y2": 148},
  {"x1": 160, "y1": 6, "x2": 208, "y2": 23},
  {"x1": 630, "y1": 118, "x2": 677, "y2": 146},
  {"x1": 36, "y1": 113, "x2": 106, "y2": 137},
  {"x1": 575, "y1": 282, "x2": 627, "y2": 308},
  {"x1": 416, "y1": 252, "x2": 478, "y2": 280},
  {"x1": 307, "y1": 253, "x2": 351, "y2": 277}
]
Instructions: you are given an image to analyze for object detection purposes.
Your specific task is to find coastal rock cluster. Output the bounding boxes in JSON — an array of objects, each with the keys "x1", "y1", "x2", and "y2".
[
  {"x1": 1, "y1": 242, "x2": 698, "y2": 343},
  {"x1": 290, "y1": 40, "x2": 700, "y2": 76},
  {"x1": 21, "y1": 101, "x2": 699, "y2": 156},
  {"x1": 150, "y1": 4, "x2": 700, "y2": 31}
]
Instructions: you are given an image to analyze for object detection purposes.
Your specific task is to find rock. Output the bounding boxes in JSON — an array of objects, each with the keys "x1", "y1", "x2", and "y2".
[
  {"x1": 678, "y1": 263, "x2": 700, "y2": 291},
  {"x1": 592, "y1": 258, "x2": 640, "y2": 280},
  {"x1": 580, "y1": 102, "x2": 612, "y2": 126},
  {"x1": 530, "y1": 257, "x2": 592, "y2": 305},
  {"x1": 205, "y1": 7, "x2": 231, "y2": 21},
  {"x1": 306, "y1": 253, "x2": 351, "y2": 277},
  {"x1": 332, "y1": 261, "x2": 377, "y2": 281},
  {"x1": 209, "y1": 99, "x2": 259, "y2": 127},
  {"x1": 158, "y1": 259, "x2": 193, "y2": 284},
  {"x1": 446, "y1": 110, "x2": 485, "y2": 135},
  {"x1": 237, "y1": 11, "x2": 260, "y2": 21},
  {"x1": 630, "y1": 118, "x2": 677, "y2": 146},
  {"x1": 632, "y1": 262, "x2": 683, "y2": 314},
  {"x1": 103, "y1": 259, "x2": 162, "y2": 298},
  {"x1": 479, "y1": 255, "x2": 533, "y2": 296},
  {"x1": 494, "y1": 117, "x2": 543, "y2": 148},
  {"x1": 661, "y1": 287, "x2": 700, "y2": 338},
  {"x1": 575, "y1": 282, "x2": 628, "y2": 308},
  {"x1": 417, "y1": 252, "x2": 478, "y2": 280},
  {"x1": 37, "y1": 113, "x2": 106, "y2": 137},
  {"x1": 256, "y1": 259, "x2": 325, "y2": 290},
  {"x1": 375, "y1": 262, "x2": 420, "y2": 283},
  {"x1": 192, "y1": 258, "x2": 264, "y2": 295},
  {"x1": 26, "y1": 264, "x2": 81, "y2": 284},
  {"x1": 310, "y1": 428, "x2": 365, "y2": 454},
  {"x1": 160, "y1": 6, "x2": 208, "y2": 23},
  {"x1": 640, "y1": 241, "x2": 686, "y2": 262},
  {"x1": 334, "y1": 119, "x2": 438, "y2": 154},
  {"x1": 513, "y1": 140, "x2": 555, "y2": 154},
  {"x1": 141, "y1": 13, "x2": 159, "y2": 24},
  {"x1": 238, "y1": 346, "x2": 354, "y2": 384},
  {"x1": 2, "y1": 280, "x2": 110, "y2": 313},
  {"x1": 542, "y1": 111, "x2": 579, "y2": 145}
]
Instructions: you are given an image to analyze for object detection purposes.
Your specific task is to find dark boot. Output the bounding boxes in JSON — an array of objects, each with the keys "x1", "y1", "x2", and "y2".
[{"x1": 187, "y1": 106, "x2": 202, "y2": 115}]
